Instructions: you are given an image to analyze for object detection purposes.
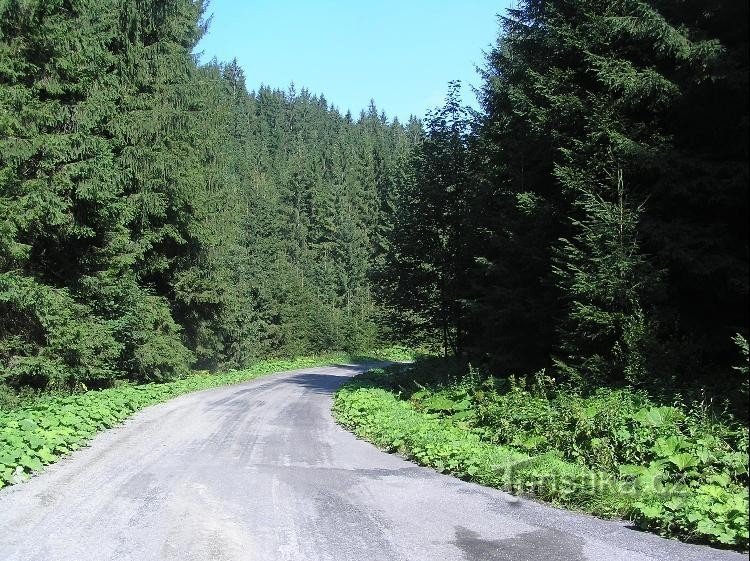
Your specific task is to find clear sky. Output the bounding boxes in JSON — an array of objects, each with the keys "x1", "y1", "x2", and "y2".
[{"x1": 196, "y1": 0, "x2": 511, "y2": 122}]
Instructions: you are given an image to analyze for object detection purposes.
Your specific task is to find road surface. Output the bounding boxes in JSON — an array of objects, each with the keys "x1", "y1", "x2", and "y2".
[{"x1": 0, "y1": 363, "x2": 743, "y2": 561}]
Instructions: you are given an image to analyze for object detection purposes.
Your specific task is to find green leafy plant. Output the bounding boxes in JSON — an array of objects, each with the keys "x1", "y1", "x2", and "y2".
[
  {"x1": 334, "y1": 361, "x2": 749, "y2": 550},
  {"x1": 0, "y1": 351, "x2": 402, "y2": 489}
]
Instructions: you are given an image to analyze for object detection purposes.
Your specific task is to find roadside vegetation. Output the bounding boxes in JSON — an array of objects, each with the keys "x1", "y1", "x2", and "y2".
[
  {"x1": 1, "y1": 0, "x2": 747, "y2": 553},
  {"x1": 0, "y1": 348, "x2": 411, "y2": 490},
  {"x1": 357, "y1": 0, "x2": 749, "y2": 552},
  {"x1": 334, "y1": 360, "x2": 749, "y2": 550}
]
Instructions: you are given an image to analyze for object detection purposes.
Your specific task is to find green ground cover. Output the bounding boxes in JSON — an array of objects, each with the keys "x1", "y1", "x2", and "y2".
[
  {"x1": 0, "y1": 348, "x2": 412, "y2": 490},
  {"x1": 333, "y1": 361, "x2": 749, "y2": 550}
]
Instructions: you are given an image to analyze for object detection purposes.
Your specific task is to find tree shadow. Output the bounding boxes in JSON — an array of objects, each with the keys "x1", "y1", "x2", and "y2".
[
  {"x1": 283, "y1": 371, "x2": 354, "y2": 396},
  {"x1": 280, "y1": 360, "x2": 391, "y2": 396}
]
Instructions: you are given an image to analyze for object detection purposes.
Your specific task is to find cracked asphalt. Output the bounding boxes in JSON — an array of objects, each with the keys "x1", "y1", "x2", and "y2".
[{"x1": 0, "y1": 363, "x2": 743, "y2": 561}]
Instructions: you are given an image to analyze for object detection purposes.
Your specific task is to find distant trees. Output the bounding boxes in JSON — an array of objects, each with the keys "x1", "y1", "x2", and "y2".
[
  {"x1": 0, "y1": 0, "x2": 413, "y2": 391},
  {"x1": 2, "y1": 0, "x2": 747, "y2": 404},
  {"x1": 376, "y1": 82, "x2": 472, "y2": 356}
]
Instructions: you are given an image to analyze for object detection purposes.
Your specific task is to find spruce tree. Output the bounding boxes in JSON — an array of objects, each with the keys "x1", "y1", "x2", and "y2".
[
  {"x1": 1, "y1": 0, "x2": 126, "y2": 387},
  {"x1": 553, "y1": 169, "x2": 658, "y2": 385},
  {"x1": 382, "y1": 82, "x2": 471, "y2": 354}
]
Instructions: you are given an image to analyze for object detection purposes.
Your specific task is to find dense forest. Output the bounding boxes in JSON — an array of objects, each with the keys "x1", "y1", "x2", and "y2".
[
  {"x1": 1, "y1": 0, "x2": 748, "y2": 407},
  {"x1": 379, "y1": 0, "x2": 749, "y2": 406},
  {"x1": 0, "y1": 0, "x2": 416, "y2": 393}
]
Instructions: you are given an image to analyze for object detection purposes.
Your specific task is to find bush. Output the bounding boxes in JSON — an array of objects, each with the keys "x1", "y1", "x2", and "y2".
[
  {"x1": 634, "y1": 478, "x2": 749, "y2": 547},
  {"x1": 333, "y1": 362, "x2": 749, "y2": 550},
  {"x1": 334, "y1": 369, "x2": 632, "y2": 517}
]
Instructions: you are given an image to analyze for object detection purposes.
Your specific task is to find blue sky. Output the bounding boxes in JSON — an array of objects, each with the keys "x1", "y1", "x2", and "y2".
[{"x1": 196, "y1": 0, "x2": 511, "y2": 122}]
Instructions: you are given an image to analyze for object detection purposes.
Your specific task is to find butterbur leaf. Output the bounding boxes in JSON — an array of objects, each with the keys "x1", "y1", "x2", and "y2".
[
  {"x1": 635, "y1": 502, "x2": 663, "y2": 519},
  {"x1": 686, "y1": 511, "x2": 702, "y2": 523},
  {"x1": 668, "y1": 452, "x2": 699, "y2": 471},
  {"x1": 19, "y1": 419, "x2": 38, "y2": 432},
  {"x1": 19, "y1": 455, "x2": 43, "y2": 471},
  {"x1": 516, "y1": 435, "x2": 547, "y2": 450},
  {"x1": 696, "y1": 448, "x2": 712, "y2": 464},
  {"x1": 652, "y1": 436, "x2": 686, "y2": 458},
  {"x1": 0, "y1": 450, "x2": 20, "y2": 465},
  {"x1": 618, "y1": 464, "x2": 646, "y2": 477},
  {"x1": 696, "y1": 519, "x2": 720, "y2": 536},
  {"x1": 707, "y1": 473, "x2": 731, "y2": 486},
  {"x1": 38, "y1": 447, "x2": 56, "y2": 463},
  {"x1": 663, "y1": 498, "x2": 684, "y2": 511},
  {"x1": 632, "y1": 407, "x2": 681, "y2": 428},
  {"x1": 453, "y1": 400, "x2": 472, "y2": 411},
  {"x1": 25, "y1": 434, "x2": 44, "y2": 449},
  {"x1": 422, "y1": 395, "x2": 461, "y2": 412}
]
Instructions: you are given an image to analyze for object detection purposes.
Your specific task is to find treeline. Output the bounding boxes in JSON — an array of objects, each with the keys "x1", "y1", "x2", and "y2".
[
  {"x1": 2, "y1": 0, "x2": 747, "y2": 403},
  {"x1": 381, "y1": 0, "x2": 749, "y2": 401},
  {"x1": 0, "y1": 0, "x2": 414, "y2": 392}
]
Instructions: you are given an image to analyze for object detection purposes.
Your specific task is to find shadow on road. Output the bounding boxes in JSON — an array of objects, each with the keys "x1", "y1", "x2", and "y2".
[
  {"x1": 283, "y1": 372, "x2": 353, "y2": 395},
  {"x1": 281, "y1": 361, "x2": 388, "y2": 396}
]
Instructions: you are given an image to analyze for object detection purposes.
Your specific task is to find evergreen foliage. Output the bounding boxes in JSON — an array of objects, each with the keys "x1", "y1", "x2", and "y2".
[
  {"x1": 382, "y1": 0, "x2": 748, "y2": 406},
  {"x1": 0, "y1": 0, "x2": 747, "y2": 548},
  {"x1": 1, "y1": 0, "x2": 413, "y2": 393},
  {"x1": 552, "y1": 169, "x2": 659, "y2": 386},
  {"x1": 377, "y1": 82, "x2": 472, "y2": 355},
  {"x1": 1, "y1": 0, "x2": 747, "y2": 411}
]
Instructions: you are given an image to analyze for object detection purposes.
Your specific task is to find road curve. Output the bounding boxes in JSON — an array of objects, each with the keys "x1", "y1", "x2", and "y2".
[{"x1": 0, "y1": 363, "x2": 743, "y2": 561}]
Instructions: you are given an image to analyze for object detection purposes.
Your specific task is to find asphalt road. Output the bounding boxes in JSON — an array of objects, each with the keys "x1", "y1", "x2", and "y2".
[{"x1": 0, "y1": 363, "x2": 743, "y2": 561}]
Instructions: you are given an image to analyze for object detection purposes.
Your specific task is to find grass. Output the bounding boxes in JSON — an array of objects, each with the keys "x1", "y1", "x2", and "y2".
[
  {"x1": 332, "y1": 360, "x2": 749, "y2": 551},
  {"x1": 0, "y1": 347, "x2": 411, "y2": 489}
]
